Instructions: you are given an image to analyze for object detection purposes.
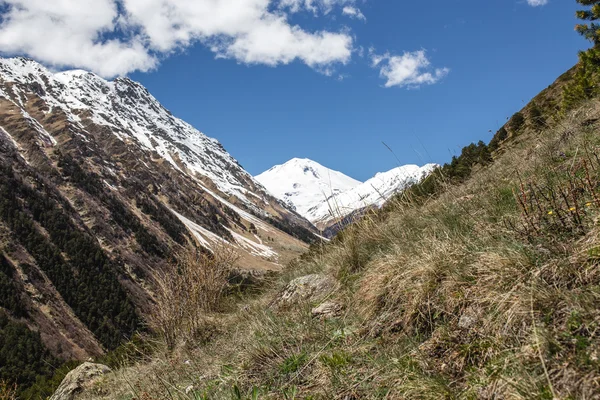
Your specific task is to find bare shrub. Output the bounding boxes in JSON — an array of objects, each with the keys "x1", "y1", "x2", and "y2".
[{"x1": 149, "y1": 244, "x2": 239, "y2": 348}]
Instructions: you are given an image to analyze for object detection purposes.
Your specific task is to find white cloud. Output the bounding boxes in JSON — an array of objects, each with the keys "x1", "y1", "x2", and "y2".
[
  {"x1": 371, "y1": 50, "x2": 449, "y2": 88},
  {"x1": 342, "y1": 6, "x2": 366, "y2": 21},
  {"x1": 0, "y1": 0, "x2": 354, "y2": 77},
  {"x1": 278, "y1": 0, "x2": 358, "y2": 14},
  {"x1": 526, "y1": 0, "x2": 548, "y2": 6}
]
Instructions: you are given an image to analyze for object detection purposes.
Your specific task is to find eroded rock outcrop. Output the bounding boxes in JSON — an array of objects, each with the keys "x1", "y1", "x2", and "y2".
[
  {"x1": 272, "y1": 274, "x2": 337, "y2": 308},
  {"x1": 50, "y1": 362, "x2": 111, "y2": 400},
  {"x1": 311, "y1": 301, "x2": 343, "y2": 319}
]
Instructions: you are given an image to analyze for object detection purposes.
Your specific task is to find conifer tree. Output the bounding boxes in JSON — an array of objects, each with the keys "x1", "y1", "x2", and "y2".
[
  {"x1": 562, "y1": 1, "x2": 600, "y2": 110},
  {"x1": 576, "y1": 0, "x2": 600, "y2": 46}
]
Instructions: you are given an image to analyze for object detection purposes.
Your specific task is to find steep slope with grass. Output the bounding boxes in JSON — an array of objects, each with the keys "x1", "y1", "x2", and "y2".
[{"x1": 63, "y1": 65, "x2": 600, "y2": 399}]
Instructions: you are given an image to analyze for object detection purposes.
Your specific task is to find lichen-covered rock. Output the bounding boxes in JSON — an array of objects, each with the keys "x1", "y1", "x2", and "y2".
[
  {"x1": 312, "y1": 301, "x2": 343, "y2": 319},
  {"x1": 50, "y1": 362, "x2": 111, "y2": 400},
  {"x1": 272, "y1": 274, "x2": 337, "y2": 308},
  {"x1": 458, "y1": 306, "x2": 483, "y2": 330}
]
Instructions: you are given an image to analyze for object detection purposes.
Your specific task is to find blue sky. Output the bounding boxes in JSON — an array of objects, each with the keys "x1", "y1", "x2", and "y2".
[{"x1": 0, "y1": 0, "x2": 587, "y2": 181}]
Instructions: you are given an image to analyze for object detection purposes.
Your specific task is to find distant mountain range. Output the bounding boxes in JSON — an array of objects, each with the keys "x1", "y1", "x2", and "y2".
[{"x1": 256, "y1": 158, "x2": 437, "y2": 232}]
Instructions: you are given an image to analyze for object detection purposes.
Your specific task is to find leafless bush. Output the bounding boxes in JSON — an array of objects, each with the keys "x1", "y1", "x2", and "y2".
[{"x1": 149, "y1": 244, "x2": 239, "y2": 349}]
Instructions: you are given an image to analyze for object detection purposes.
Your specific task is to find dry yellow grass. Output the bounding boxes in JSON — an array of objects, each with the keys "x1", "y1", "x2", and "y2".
[{"x1": 0, "y1": 381, "x2": 17, "y2": 400}]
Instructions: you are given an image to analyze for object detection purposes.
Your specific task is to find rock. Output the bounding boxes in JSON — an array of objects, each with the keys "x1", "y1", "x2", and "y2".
[
  {"x1": 228, "y1": 268, "x2": 270, "y2": 288},
  {"x1": 50, "y1": 362, "x2": 111, "y2": 400},
  {"x1": 458, "y1": 306, "x2": 483, "y2": 330},
  {"x1": 272, "y1": 274, "x2": 337, "y2": 308},
  {"x1": 312, "y1": 301, "x2": 343, "y2": 319}
]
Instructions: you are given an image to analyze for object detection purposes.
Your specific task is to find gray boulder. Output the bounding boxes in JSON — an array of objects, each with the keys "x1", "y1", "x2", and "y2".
[
  {"x1": 272, "y1": 274, "x2": 337, "y2": 308},
  {"x1": 458, "y1": 306, "x2": 483, "y2": 330},
  {"x1": 50, "y1": 362, "x2": 111, "y2": 400},
  {"x1": 312, "y1": 301, "x2": 343, "y2": 319}
]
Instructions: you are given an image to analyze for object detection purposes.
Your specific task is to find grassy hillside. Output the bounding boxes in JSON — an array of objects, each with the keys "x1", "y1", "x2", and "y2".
[{"x1": 60, "y1": 72, "x2": 600, "y2": 399}]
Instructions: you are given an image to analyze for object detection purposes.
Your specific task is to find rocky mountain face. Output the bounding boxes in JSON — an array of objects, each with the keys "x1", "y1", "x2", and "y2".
[
  {"x1": 256, "y1": 158, "x2": 437, "y2": 234},
  {"x1": 0, "y1": 57, "x2": 316, "y2": 372}
]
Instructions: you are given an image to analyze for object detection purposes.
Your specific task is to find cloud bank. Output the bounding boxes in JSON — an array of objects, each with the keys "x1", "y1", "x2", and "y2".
[{"x1": 0, "y1": 0, "x2": 355, "y2": 77}]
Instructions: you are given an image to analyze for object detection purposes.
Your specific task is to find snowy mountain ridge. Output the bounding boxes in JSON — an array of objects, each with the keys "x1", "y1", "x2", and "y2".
[
  {"x1": 0, "y1": 57, "x2": 260, "y2": 206},
  {"x1": 256, "y1": 158, "x2": 438, "y2": 230}
]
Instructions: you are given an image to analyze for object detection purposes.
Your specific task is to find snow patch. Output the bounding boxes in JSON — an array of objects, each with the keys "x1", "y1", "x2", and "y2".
[
  {"x1": 225, "y1": 228, "x2": 278, "y2": 259},
  {"x1": 171, "y1": 209, "x2": 226, "y2": 251},
  {"x1": 172, "y1": 208, "x2": 278, "y2": 260}
]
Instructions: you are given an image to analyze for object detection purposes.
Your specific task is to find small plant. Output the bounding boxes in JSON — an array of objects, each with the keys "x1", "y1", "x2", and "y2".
[
  {"x1": 230, "y1": 385, "x2": 260, "y2": 400},
  {"x1": 279, "y1": 352, "x2": 307, "y2": 376},
  {"x1": 282, "y1": 386, "x2": 298, "y2": 400},
  {"x1": 319, "y1": 350, "x2": 352, "y2": 371},
  {"x1": 508, "y1": 155, "x2": 600, "y2": 242}
]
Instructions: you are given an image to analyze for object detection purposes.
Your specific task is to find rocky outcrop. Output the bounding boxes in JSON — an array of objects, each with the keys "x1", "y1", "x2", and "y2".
[
  {"x1": 272, "y1": 274, "x2": 337, "y2": 308},
  {"x1": 311, "y1": 301, "x2": 343, "y2": 319},
  {"x1": 50, "y1": 363, "x2": 111, "y2": 400}
]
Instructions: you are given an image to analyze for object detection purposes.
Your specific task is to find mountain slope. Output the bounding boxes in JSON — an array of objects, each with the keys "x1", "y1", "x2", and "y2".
[
  {"x1": 0, "y1": 56, "x2": 316, "y2": 386},
  {"x1": 0, "y1": 59, "x2": 276, "y2": 208},
  {"x1": 257, "y1": 158, "x2": 437, "y2": 232}
]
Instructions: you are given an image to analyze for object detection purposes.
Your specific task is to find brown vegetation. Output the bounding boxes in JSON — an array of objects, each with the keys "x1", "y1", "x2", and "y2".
[
  {"x1": 0, "y1": 381, "x2": 16, "y2": 400},
  {"x1": 148, "y1": 245, "x2": 239, "y2": 349}
]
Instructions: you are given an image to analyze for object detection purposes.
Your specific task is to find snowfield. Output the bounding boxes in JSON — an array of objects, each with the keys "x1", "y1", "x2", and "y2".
[{"x1": 256, "y1": 158, "x2": 361, "y2": 217}]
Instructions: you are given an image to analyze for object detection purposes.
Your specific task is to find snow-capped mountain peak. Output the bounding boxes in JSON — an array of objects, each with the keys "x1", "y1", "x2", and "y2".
[
  {"x1": 257, "y1": 159, "x2": 438, "y2": 230},
  {"x1": 255, "y1": 158, "x2": 361, "y2": 217}
]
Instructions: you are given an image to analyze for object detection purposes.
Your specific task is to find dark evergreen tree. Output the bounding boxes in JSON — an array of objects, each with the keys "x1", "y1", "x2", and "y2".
[
  {"x1": 0, "y1": 313, "x2": 56, "y2": 393},
  {"x1": 576, "y1": 0, "x2": 600, "y2": 46},
  {"x1": 528, "y1": 103, "x2": 546, "y2": 130},
  {"x1": 0, "y1": 255, "x2": 26, "y2": 318},
  {"x1": 563, "y1": 1, "x2": 600, "y2": 109},
  {"x1": 0, "y1": 163, "x2": 140, "y2": 350},
  {"x1": 507, "y1": 112, "x2": 525, "y2": 133}
]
